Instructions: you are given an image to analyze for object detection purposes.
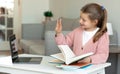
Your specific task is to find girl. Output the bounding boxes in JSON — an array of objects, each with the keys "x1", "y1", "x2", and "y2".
[{"x1": 55, "y1": 3, "x2": 109, "y2": 64}]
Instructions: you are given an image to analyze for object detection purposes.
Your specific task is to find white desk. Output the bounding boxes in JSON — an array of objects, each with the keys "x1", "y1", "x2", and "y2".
[{"x1": 0, "y1": 54, "x2": 111, "y2": 74}]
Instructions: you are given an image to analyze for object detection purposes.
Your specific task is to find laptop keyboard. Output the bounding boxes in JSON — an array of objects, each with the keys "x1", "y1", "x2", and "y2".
[{"x1": 15, "y1": 57, "x2": 43, "y2": 64}]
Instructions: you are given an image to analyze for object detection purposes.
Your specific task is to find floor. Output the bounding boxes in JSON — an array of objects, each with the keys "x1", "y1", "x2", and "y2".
[
  {"x1": 0, "y1": 49, "x2": 23, "y2": 57},
  {"x1": 0, "y1": 50, "x2": 11, "y2": 56}
]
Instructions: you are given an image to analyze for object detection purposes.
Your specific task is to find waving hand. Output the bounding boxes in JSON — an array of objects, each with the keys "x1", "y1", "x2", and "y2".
[{"x1": 55, "y1": 18, "x2": 62, "y2": 34}]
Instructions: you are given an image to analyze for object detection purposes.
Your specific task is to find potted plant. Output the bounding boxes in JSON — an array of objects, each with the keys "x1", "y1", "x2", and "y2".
[{"x1": 44, "y1": 11, "x2": 53, "y2": 21}]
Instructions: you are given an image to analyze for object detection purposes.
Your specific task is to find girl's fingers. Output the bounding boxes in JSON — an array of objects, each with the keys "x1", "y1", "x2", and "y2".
[
  {"x1": 58, "y1": 18, "x2": 62, "y2": 29},
  {"x1": 59, "y1": 18, "x2": 62, "y2": 25},
  {"x1": 56, "y1": 19, "x2": 59, "y2": 27},
  {"x1": 55, "y1": 17, "x2": 62, "y2": 33},
  {"x1": 78, "y1": 57, "x2": 91, "y2": 63},
  {"x1": 56, "y1": 18, "x2": 61, "y2": 27},
  {"x1": 78, "y1": 60, "x2": 84, "y2": 63}
]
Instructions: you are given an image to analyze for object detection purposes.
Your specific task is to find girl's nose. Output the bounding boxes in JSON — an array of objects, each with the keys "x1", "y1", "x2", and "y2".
[{"x1": 79, "y1": 19, "x2": 82, "y2": 24}]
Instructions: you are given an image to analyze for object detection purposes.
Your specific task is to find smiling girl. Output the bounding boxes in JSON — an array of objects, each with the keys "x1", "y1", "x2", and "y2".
[{"x1": 55, "y1": 3, "x2": 109, "y2": 64}]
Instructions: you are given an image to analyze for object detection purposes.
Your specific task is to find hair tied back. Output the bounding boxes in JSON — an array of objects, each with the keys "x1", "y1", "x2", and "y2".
[{"x1": 101, "y1": 6, "x2": 105, "y2": 10}]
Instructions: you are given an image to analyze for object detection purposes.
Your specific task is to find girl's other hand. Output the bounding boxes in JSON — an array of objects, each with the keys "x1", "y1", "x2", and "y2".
[
  {"x1": 55, "y1": 18, "x2": 62, "y2": 34},
  {"x1": 78, "y1": 57, "x2": 91, "y2": 64}
]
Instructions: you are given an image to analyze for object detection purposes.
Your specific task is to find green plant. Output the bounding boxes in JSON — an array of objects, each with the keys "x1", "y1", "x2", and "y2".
[{"x1": 44, "y1": 11, "x2": 53, "y2": 17}]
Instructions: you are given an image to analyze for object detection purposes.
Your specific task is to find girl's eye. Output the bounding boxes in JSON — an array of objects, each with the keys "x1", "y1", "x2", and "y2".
[
  {"x1": 80, "y1": 17, "x2": 86, "y2": 22},
  {"x1": 82, "y1": 18, "x2": 86, "y2": 22}
]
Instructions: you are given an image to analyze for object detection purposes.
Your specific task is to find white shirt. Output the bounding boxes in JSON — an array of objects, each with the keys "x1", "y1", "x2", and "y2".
[{"x1": 82, "y1": 28, "x2": 99, "y2": 46}]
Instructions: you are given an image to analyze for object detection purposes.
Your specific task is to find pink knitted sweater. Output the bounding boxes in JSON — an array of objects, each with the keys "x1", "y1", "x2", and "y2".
[{"x1": 55, "y1": 27, "x2": 109, "y2": 64}]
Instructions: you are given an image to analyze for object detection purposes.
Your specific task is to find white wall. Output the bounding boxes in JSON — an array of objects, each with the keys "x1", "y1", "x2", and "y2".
[
  {"x1": 50, "y1": 0, "x2": 120, "y2": 45},
  {"x1": 22, "y1": 0, "x2": 49, "y2": 24},
  {"x1": 49, "y1": 0, "x2": 81, "y2": 19}
]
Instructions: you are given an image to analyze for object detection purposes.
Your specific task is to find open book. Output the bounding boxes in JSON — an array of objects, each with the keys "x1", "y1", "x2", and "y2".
[{"x1": 50, "y1": 45, "x2": 93, "y2": 65}]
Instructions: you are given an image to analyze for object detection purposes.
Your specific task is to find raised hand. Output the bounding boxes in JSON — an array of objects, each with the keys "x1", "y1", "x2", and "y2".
[{"x1": 55, "y1": 18, "x2": 62, "y2": 34}]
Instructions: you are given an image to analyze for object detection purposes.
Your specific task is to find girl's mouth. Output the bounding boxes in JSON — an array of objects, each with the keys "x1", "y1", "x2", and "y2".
[{"x1": 80, "y1": 24, "x2": 85, "y2": 26}]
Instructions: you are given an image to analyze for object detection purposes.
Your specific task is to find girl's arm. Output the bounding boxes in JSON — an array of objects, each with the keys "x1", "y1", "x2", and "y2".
[
  {"x1": 55, "y1": 17, "x2": 75, "y2": 47},
  {"x1": 55, "y1": 31, "x2": 75, "y2": 47},
  {"x1": 90, "y1": 32, "x2": 109, "y2": 64}
]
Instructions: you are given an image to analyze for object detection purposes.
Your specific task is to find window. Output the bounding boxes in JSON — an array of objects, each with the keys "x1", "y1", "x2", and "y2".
[{"x1": 0, "y1": 0, "x2": 14, "y2": 42}]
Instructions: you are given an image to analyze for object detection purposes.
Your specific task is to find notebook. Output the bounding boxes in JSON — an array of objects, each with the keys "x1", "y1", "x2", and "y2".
[{"x1": 9, "y1": 34, "x2": 42, "y2": 64}]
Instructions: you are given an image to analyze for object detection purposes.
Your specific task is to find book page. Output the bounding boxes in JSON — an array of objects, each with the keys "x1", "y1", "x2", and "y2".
[
  {"x1": 50, "y1": 53, "x2": 65, "y2": 61},
  {"x1": 67, "y1": 52, "x2": 93, "y2": 64},
  {"x1": 58, "y1": 45, "x2": 75, "y2": 61}
]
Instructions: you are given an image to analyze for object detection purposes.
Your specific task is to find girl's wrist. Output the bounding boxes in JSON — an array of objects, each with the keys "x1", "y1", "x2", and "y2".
[{"x1": 55, "y1": 32, "x2": 61, "y2": 37}]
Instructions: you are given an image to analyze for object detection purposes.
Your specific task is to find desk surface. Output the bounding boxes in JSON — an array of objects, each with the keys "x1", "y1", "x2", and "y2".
[{"x1": 0, "y1": 54, "x2": 111, "y2": 74}]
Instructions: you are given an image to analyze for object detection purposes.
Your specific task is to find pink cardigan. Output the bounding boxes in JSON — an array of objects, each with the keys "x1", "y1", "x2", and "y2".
[{"x1": 55, "y1": 27, "x2": 109, "y2": 64}]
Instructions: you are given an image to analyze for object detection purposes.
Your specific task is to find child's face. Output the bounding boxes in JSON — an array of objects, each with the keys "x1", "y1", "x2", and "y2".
[{"x1": 79, "y1": 12, "x2": 98, "y2": 31}]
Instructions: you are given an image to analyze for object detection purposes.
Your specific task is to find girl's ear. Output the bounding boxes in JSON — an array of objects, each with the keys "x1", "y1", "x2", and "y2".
[{"x1": 93, "y1": 19, "x2": 98, "y2": 26}]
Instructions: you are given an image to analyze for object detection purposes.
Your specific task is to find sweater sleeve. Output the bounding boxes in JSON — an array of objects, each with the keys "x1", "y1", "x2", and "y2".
[
  {"x1": 90, "y1": 32, "x2": 109, "y2": 64},
  {"x1": 55, "y1": 31, "x2": 75, "y2": 47}
]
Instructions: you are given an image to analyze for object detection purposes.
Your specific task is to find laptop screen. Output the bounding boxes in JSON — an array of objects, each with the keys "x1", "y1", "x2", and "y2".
[
  {"x1": 9, "y1": 34, "x2": 19, "y2": 62},
  {"x1": 9, "y1": 34, "x2": 43, "y2": 64}
]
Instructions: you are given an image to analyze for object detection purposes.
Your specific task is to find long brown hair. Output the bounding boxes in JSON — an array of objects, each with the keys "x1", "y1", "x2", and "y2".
[{"x1": 81, "y1": 3, "x2": 107, "y2": 43}]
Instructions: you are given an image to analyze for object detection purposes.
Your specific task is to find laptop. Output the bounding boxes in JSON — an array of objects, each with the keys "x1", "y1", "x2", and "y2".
[
  {"x1": 0, "y1": 72, "x2": 10, "y2": 74},
  {"x1": 9, "y1": 34, "x2": 43, "y2": 64}
]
